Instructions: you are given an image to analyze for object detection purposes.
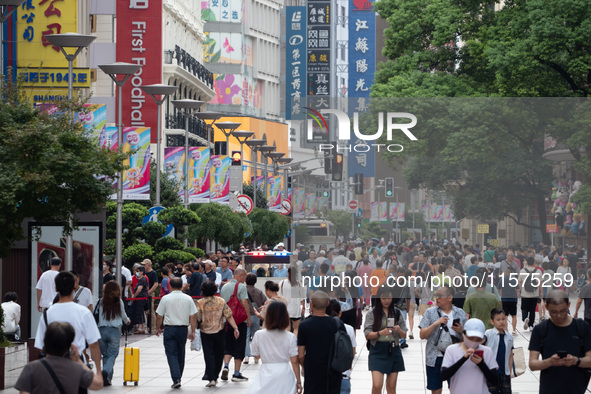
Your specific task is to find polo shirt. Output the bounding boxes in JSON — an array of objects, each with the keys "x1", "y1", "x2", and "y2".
[
  {"x1": 155, "y1": 290, "x2": 198, "y2": 326},
  {"x1": 217, "y1": 267, "x2": 233, "y2": 286},
  {"x1": 220, "y1": 279, "x2": 248, "y2": 303}
]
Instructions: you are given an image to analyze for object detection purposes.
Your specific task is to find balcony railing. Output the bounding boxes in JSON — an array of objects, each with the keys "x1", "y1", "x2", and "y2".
[
  {"x1": 164, "y1": 45, "x2": 214, "y2": 90},
  {"x1": 165, "y1": 112, "x2": 209, "y2": 147}
]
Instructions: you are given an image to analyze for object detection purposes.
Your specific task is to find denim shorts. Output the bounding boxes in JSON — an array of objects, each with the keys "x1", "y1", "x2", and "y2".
[{"x1": 426, "y1": 356, "x2": 444, "y2": 390}]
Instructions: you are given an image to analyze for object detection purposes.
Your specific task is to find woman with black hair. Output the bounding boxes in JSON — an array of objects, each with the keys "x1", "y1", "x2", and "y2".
[
  {"x1": 364, "y1": 286, "x2": 407, "y2": 394},
  {"x1": 255, "y1": 280, "x2": 287, "y2": 324},
  {"x1": 246, "y1": 302, "x2": 301, "y2": 394},
  {"x1": 196, "y1": 280, "x2": 240, "y2": 388}
]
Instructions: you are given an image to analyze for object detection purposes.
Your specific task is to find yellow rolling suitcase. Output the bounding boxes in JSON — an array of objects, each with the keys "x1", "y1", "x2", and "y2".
[{"x1": 123, "y1": 332, "x2": 139, "y2": 386}]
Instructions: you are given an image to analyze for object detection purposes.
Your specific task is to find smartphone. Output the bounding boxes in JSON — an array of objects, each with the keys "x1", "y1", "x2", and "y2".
[
  {"x1": 557, "y1": 350, "x2": 568, "y2": 358},
  {"x1": 452, "y1": 318, "x2": 461, "y2": 326},
  {"x1": 474, "y1": 349, "x2": 484, "y2": 358},
  {"x1": 387, "y1": 318, "x2": 395, "y2": 327}
]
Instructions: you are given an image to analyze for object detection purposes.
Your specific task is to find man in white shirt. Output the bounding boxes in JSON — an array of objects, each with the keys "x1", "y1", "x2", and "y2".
[
  {"x1": 36, "y1": 257, "x2": 62, "y2": 312},
  {"x1": 71, "y1": 271, "x2": 93, "y2": 312},
  {"x1": 1, "y1": 292, "x2": 21, "y2": 340},
  {"x1": 331, "y1": 249, "x2": 350, "y2": 275},
  {"x1": 155, "y1": 277, "x2": 198, "y2": 389},
  {"x1": 35, "y1": 272, "x2": 102, "y2": 375}
]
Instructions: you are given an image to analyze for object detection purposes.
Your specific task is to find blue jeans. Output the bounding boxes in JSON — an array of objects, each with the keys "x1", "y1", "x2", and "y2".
[
  {"x1": 163, "y1": 326, "x2": 188, "y2": 382},
  {"x1": 98, "y1": 326, "x2": 121, "y2": 381},
  {"x1": 340, "y1": 377, "x2": 351, "y2": 394},
  {"x1": 245, "y1": 315, "x2": 261, "y2": 357}
]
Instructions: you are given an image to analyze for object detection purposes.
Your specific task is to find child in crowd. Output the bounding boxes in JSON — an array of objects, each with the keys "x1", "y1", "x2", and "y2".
[{"x1": 484, "y1": 308, "x2": 514, "y2": 394}]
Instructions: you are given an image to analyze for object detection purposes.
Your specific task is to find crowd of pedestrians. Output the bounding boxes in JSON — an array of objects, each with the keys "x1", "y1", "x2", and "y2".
[{"x1": 7, "y1": 238, "x2": 591, "y2": 393}]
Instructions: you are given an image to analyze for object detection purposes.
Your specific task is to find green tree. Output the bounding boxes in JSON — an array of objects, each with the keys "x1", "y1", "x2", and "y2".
[
  {"x1": 142, "y1": 221, "x2": 167, "y2": 245},
  {"x1": 153, "y1": 250, "x2": 196, "y2": 265},
  {"x1": 248, "y1": 208, "x2": 290, "y2": 246},
  {"x1": 154, "y1": 237, "x2": 185, "y2": 254},
  {"x1": 106, "y1": 202, "x2": 149, "y2": 247},
  {"x1": 360, "y1": 222, "x2": 388, "y2": 240},
  {"x1": 242, "y1": 183, "x2": 268, "y2": 209},
  {"x1": 122, "y1": 243, "x2": 153, "y2": 265},
  {"x1": 327, "y1": 210, "x2": 354, "y2": 239},
  {"x1": 370, "y1": 0, "x2": 591, "y2": 244},
  {"x1": 188, "y1": 203, "x2": 250, "y2": 247},
  {"x1": 0, "y1": 82, "x2": 125, "y2": 257},
  {"x1": 295, "y1": 224, "x2": 312, "y2": 246},
  {"x1": 157, "y1": 205, "x2": 200, "y2": 242}
]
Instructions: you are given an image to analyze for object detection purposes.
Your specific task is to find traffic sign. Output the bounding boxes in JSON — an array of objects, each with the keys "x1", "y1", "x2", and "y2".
[
  {"x1": 353, "y1": 208, "x2": 363, "y2": 218},
  {"x1": 279, "y1": 199, "x2": 292, "y2": 215},
  {"x1": 143, "y1": 206, "x2": 174, "y2": 238},
  {"x1": 477, "y1": 224, "x2": 489, "y2": 234},
  {"x1": 349, "y1": 200, "x2": 359, "y2": 210},
  {"x1": 546, "y1": 224, "x2": 558, "y2": 233},
  {"x1": 235, "y1": 194, "x2": 254, "y2": 215}
]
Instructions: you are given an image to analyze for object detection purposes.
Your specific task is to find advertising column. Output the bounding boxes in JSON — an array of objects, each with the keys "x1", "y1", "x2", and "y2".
[
  {"x1": 286, "y1": 6, "x2": 307, "y2": 119},
  {"x1": 117, "y1": 0, "x2": 163, "y2": 143}
]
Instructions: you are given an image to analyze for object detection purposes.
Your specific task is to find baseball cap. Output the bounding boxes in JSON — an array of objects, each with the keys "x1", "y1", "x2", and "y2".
[{"x1": 464, "y1": 318, "x2": 485, "y2": 339}]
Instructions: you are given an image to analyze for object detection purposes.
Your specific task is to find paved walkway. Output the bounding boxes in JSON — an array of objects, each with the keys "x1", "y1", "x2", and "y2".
[{"x1": 3, "y1": 304, "x2": 590, "y2": 393}]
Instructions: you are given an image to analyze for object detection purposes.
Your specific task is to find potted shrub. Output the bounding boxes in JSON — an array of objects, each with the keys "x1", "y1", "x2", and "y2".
[{"x1": 0, "y1": 304, "x2": 27, "y2": 390}]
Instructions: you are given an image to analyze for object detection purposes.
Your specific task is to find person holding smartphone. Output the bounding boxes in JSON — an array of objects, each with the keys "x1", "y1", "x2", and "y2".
[
  {"x1": 441, "y1": 318, "x2": 499, "y2": 393},
  {"x1": 364, "y1": 286, "x2": 407, "y2": 394}
]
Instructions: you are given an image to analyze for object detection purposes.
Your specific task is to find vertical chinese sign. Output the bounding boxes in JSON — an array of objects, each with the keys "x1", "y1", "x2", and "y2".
[
  {"x1": 17, "y1": 0, "x2": 90, "y2": 102},
  {"x1": 117, "y1": 0, "x2": 163, "y2": 143},
  {"x1": 286, "y1": 6, "x2": 306, "y2": 119},
  {"x1": 307, "y1": 0, "x2": 330, "y2": 97},
  {"x1": 347, "y1": 0, "x2": 376, "y2": 178}
]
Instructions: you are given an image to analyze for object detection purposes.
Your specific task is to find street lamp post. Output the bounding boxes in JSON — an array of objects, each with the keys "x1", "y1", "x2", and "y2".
[
  {"x1": 259, "y1": 145, "x2": 276, "y2": 200},
  {"x1": 140, "y1": 84, "x2": 178, "y2": 206},
  {"x1": 246, "y1": 139, "x2": 264, "y2": 208},
  {"x1": 0, "y1": 0, "x2": 25, "y2": 22},
  {"x1": 194, "y1": 112, "x2": 222, "y2": 148},
  {"x1": 231, "y1": 130, "x2": 254, "y2": 194},
  {"x1": 215, "y1": 121, "x2": 241, "y2": 155},
  {"x1": 46, "y1": 33, "x2": 96, "y2": 271},
  {"x1": 99, "y1": 62, "x2": 142, "y2": 287},
  {"x1": 278, "y1": 157, "x2": 293, "y2": 248},
  {"x1": 171, "y1": 99, "x2": 205, "y2": 210}
]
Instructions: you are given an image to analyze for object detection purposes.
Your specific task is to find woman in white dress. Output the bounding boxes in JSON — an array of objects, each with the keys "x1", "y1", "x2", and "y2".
[{"x1": 246, "y1": 301, "x2": 302, "y2": 394}]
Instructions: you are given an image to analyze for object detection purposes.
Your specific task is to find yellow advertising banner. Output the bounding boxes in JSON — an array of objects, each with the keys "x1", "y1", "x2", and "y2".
[
  {"x1": 488, "y1": 239, "x2": 500, "y2": 247},
  {"x1": 17, "y1": 0, "x2": 78, "y2": 68},
  {"x1": 17, "y1": 67, "x2": 90, "y2": 88}
]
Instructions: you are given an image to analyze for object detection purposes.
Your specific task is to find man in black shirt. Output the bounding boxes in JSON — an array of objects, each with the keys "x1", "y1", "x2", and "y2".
[
  {"x1": 187, "y1": 262, "x2": 204, "y2": 297},
  {"x1": 529, "y1": 290, "x2": 591, "y2": 394},
  {"x1": 298, "y1": 291, "x2": 342, "y2": 394},
  {"x1": 142, "y1": 259, "x2": 159, "y2": 334}
]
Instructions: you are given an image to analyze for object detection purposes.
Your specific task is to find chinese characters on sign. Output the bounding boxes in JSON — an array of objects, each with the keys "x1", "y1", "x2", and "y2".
[
  {"x1": 286, "y1": 7, "x2": 307, "y2": 119},
  {"x1": 347, "y1": 0, "x2": 376, "y2": 177},
  {"x1": 307, "y1": 1, "x2": 330, "y2": 97}
]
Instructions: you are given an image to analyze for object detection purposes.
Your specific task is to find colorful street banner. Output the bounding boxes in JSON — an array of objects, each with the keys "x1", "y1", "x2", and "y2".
[
  {"x1": 317, "y1": 196, "x2": 329, "y2": 211},
  {"x1": 305, "y1": 193, "x2": 316, "y2": 214},
  {"x1": 267, "y1": 176, "x2": 283, "y2": 211},
  {"x1": 106, "y1": 127, "x2": 151, "y2": 200},
  {"x1": 293, "y1": 188, "x2": 306, "y2": 216},
  {"x1": 389, "y1": 202, "x2": 405, "y2": 221},
  {"x1": 286, "y1": 6, "x2": 307, "y2": 119},
  {"x1": 421, "y1": 204, "x2": 454, "y2": 222},
  {"x1": 371, "y1": 202, "x2": 388, "y2": 222},
  {"x1": 164, "y1": 147, "x2": 212, "y2": 203},
  {"x1": 210, "y1": 155, "x2": 230, "y2": 204}
]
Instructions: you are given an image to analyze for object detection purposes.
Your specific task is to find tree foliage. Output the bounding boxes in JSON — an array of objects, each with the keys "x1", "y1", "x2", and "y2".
[
  {"x1": 360, "y1": 222, "x2": 388, "y2": 240},
  {"x1": 0, "y1": 82, "x2": 125, "y2": 257},
  {"x1": 247, "y1": 208, "x2": 290, "y2": 246},
  {"x1": 153, "y1": 249, "x2": 196, "y2": 265},
  {"x1": 188, "y1": 203, "x2": 250, "y2": 247},
  {"x1": 327, "y1": 210, "x2": 354, "y2": 239},
  {"x1": 157, "y1": 205, "x2": 201, "y2": 241},
  {"x1": 122, "y1": 243, "x2": 153, "y2": 265},
  {"x1": 369, "y1": 0, "x2": 591, "y2": 243},
  {"x1": 295, "y1": 224, "x2": 312, "y2": 246},
  {"x1": 242, "y1": 183, "x2": 268, "y2": 209},
  {"x1": 154, "y1": 237, "x2": 185, "y2": 254}
]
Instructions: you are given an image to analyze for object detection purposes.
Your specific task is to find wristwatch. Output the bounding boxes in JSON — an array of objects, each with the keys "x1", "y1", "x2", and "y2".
[{"x1": 576, "y1": 357, "x2": 581, "y2": 367}]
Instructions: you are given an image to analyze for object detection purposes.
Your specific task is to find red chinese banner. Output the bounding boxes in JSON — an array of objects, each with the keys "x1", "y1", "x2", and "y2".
[{"x1": 116, "y1": 0, "x2": 163, "y2": 143}]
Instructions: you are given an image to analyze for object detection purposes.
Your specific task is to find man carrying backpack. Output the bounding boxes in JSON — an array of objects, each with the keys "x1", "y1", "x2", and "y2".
[
  {"x1": 298, "y1": 291, "x2": 343, "y2": 393},
  {"x1": 519, "y1": 257, "x2": 541, "y2": 332},
  {"x1": 529, "y1": 290, "x2": 591, "y2": 394}
]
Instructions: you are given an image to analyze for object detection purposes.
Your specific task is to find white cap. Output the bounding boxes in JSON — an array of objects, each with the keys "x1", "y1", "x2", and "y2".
[{"x1": 464, "y1": 318, "x2": 485, "y2": 339}]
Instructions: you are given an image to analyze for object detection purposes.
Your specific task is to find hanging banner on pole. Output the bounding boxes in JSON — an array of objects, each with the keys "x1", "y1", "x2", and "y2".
[
  {"x1": 108, "y1": 127, "x2": 151, "y2": 200},
  {"x1": 210, "y1": 155, "x2": 230, "y2": 204}
]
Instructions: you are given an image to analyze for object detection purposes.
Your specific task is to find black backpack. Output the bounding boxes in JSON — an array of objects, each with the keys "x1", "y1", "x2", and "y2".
[
  {"x1": 523, "y1": 268, "x2": 536, "y2": 292},
  {"x1": 329, "y1": 317, "x2": 354, "y2": 373}
]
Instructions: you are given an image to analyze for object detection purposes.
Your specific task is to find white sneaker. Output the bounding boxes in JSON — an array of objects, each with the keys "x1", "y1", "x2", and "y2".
[
  {"x1": 206, "y1": 380, "x2": 216, "y2": 388},
  {"x1": 254, "y1": 357, "x2": 259, "y2": 364},
  {"x1": 243, "y1": 357, "x2": 249, "y2": 364},
  {"x1": 523, "y1": 318, "x2": 529, "y2": 330}
]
